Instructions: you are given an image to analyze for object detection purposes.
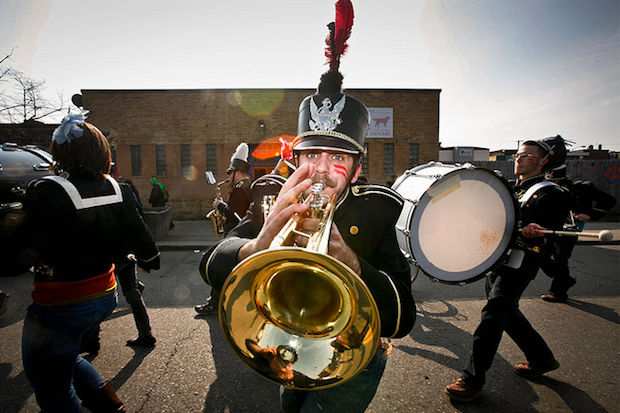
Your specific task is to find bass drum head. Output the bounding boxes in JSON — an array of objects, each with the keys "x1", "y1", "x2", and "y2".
[{"x1": 407, "y1": 167, "x2": 516, "y2": 284}]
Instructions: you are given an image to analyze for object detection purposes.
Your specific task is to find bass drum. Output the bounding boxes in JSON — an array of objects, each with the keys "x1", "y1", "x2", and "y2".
[{"x1": 392, "y1": 162, "x2": 517, "y2": 284}]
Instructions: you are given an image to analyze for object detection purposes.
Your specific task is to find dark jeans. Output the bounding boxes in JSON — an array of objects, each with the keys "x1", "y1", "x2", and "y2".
[
  {"x1": 117, "y1": 261, "x2": 152, "y2": 338},
  {"x1": 462, "y1": 262, "x2": 554, "y2": 389},
  {"x1": 280, "y1": 345, "x2": 387, "y2": 413},
  {"x1": 539, "y1": 236, "x2": 578, "y2": 296},
  {"x1": 22, "y1": 292, "x2": 117, "y2": 412}
]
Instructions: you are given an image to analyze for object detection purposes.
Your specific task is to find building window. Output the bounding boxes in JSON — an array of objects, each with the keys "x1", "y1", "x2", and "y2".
[
  {"x1": 181, "y1": 144, "x2": 192, "y2": 178},
  {"x1": 206, "y1": 144, "x2": 217, "y2": 172},
  {"x1": 156, "y1": 145, "x2": 167, "y2": 177},
  {"x1": 383, "y1": 143, "x2": 394, "y2": 175},
  {"x1": 409, "y1": 143, "x2": 420, "y2": 168},
  {"x1": 130, "y1": 145, "x2": 142, "y2": 177},
  {"x1": 361, "y1": 143, "x2": 369, "y2": 175}
]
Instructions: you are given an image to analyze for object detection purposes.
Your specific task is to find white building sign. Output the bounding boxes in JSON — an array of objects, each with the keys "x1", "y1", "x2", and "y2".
[{"x1": 367, "y1": 108, "x2": 393, "y2": 138}]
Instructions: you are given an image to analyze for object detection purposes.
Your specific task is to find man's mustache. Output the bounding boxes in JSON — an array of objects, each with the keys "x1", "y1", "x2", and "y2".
[{"x1": 311, "y1": 174, "x2": 337, "y2": 188}]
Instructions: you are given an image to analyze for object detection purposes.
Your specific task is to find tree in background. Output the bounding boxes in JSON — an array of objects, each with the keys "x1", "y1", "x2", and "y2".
[{"x1": 1, "y1": 50, "x2": 66, "y2": 123}]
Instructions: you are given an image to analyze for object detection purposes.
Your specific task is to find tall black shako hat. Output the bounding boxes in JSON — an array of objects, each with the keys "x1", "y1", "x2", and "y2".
[
  {"x1": 227, "y1": 143, "x2": 251, "y2": 174},
  {"x1": 294, "y1": 0, "x2": 369, "y2": 157},
  {"x1": 523, "y1": 135, "x2": 567, "y2": 171}
]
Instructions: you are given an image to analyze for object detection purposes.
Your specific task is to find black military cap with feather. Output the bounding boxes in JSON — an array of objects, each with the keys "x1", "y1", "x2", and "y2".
[{"x1": 294, "y1": 0, "x2": 370, "y2": 157}]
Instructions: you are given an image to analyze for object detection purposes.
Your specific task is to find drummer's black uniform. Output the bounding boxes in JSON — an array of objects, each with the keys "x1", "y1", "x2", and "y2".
[
  {"x1": 461, "y1": 174, "x2": 570, "y2": 389},
  {"x1": 540, "y1": 179, "x2": 617, "y2": 299},
  {"x1": 203, "y1": 181, "x2": 416, "y2": 339}
]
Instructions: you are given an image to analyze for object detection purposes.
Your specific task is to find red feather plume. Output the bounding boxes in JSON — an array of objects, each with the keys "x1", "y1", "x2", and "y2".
[{"x1": 325, "y1": 0, "x2": 354, "y2": 70}]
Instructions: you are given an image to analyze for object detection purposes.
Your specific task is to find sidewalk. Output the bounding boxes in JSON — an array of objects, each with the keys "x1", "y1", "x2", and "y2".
[{"x1": 156, "y1": 219, "x2": 222, "y2": 250}]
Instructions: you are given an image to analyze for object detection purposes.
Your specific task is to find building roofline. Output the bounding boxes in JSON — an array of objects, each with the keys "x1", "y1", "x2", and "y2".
[
  {"x1": 440, "y1": 146, "x2": 489, "y2": 151},
  {"x1": 80, "y1": 87, "x2": 442, "y2": 94}
]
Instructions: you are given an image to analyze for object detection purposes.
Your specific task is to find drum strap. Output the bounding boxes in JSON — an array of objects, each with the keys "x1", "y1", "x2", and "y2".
[
  {"x1": 38, "y1": 175, "x2": 123, "y2": 210},
  {"x1": 512, "y1": 181, "x2": 555, "y2": 258},
  {"x1": 519, "y1": 181, "x2": 556, "y2": 207}
]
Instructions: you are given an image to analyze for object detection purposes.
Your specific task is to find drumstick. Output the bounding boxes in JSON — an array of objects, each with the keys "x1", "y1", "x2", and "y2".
[{"x1": 519, "y1": 228, "x2": 614, "y2": 242}]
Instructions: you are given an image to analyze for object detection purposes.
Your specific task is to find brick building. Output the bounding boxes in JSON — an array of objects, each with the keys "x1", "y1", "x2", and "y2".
[{"x1": 81, "y1": 88, "x2": 441, "y2": 219}]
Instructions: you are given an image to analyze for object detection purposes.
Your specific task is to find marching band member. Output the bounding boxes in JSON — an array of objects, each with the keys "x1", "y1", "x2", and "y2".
[
  {"x1": 195, "y1": 143, "x2": 252, "y2": 316},
  {"x1": 217, "y1": 143, "x2": 254, "y2": 235},
  {"x1": 446, "y1": 136, "x2": 570, "y2": 402},
  {"x1": 8, "y1": 112, "x2": 160, "y2": 412},
  {"x1": 539, "y1": 165, "x2": 617, "y2": 302},
  {"x1": 202, "y1": 3, "x2": 414, "y2": 410},
  {"x1": 201, "y1": 67, "x2": 416, "y2": 412}
]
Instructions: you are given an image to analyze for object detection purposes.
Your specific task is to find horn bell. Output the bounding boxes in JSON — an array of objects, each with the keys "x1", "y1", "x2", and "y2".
[{"x1": 219, "y1": 247, "x2": 380, "y2": 390}]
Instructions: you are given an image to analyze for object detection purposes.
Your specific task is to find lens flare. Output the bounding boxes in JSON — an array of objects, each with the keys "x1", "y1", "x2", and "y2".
[
  {"x1": 231, "y1": 90, "x2": 285, "y2": 117},
  {"x1": 252, "y1": 134, "x2": 296, "y2": 160}
]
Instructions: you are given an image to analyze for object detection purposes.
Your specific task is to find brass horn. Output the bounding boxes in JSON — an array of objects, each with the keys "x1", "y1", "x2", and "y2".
[{"x1": 218, "y1": 182, "x2": 380, "y2": 390}]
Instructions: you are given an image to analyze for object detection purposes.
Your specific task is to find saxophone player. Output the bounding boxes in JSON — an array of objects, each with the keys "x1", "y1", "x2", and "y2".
[{"x1": 195, "y1": 143, "x2": 253, "y2": 316}]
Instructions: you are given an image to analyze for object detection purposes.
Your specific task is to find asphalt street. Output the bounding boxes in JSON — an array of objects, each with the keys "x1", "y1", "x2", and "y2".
[{"x1": 0, "y1": 220, "x2": 618, "y2": 413}]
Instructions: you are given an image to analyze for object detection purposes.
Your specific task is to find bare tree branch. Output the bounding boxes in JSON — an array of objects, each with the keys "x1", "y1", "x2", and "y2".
[{"x1": 1, "y1": 50, "x2": 66, "y2": 123}]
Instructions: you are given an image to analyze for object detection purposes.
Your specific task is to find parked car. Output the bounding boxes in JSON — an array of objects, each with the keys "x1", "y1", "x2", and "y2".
[{"x1": 0, "y1": 143, "x2": 53, "y2": 276}]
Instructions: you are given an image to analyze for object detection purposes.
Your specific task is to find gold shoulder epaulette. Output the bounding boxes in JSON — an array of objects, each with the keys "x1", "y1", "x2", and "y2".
[{"x1": 351, "y1": 184, "x2": 404, "y2": 206}]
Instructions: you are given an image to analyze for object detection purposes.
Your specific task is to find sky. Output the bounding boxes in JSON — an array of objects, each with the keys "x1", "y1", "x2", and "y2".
[{"x1": 1, "y1": 0, "x2": 618, "y2": 152}]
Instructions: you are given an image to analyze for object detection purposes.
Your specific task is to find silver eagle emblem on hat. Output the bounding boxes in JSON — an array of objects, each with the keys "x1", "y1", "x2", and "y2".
[{"x1": 309, "y1": 96, "x2": 347, "y2": 132}]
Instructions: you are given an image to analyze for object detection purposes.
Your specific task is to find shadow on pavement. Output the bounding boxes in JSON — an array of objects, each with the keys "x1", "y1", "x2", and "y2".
[
  {"x1": 566, "y1": 298, "x2": 620, "y2": 325},
  {"x1": 543, "y1": 377, "x2": 609, "y2": 413},
  {"x1": 398, "y1": 300, "x2": 552, "y2": 413},
  {"x1": 196, "y1": 314, "x2": 281, "y2": 413},
  {"x1": 109, "y1": 346, "x2": 155, "y2": 390},
  {"x1": 0, "y1": 362, "x2": 32, "y2": 413}
]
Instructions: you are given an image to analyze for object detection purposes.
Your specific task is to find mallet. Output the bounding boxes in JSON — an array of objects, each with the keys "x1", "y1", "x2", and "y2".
[{"x1": 536, "y1": 229, "x2": 614, "y2": 242}]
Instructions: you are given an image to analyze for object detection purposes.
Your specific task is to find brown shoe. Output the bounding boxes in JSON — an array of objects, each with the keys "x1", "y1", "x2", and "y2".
[
  {"x1": 515, "y1": 358, "x2": 560, "y2": 378},
  {"x1": 126, "y1": 335, "x2": 156, "y2": 347},
  {"x1": 81, "y1": 381, "x2": 126, "y2": 412},
  {"x1": 445, "y1": 379, "x2": 482, "y2": 402},
  {"x1": 541, "y1": 292, "x2": 567, "y2": 303}
]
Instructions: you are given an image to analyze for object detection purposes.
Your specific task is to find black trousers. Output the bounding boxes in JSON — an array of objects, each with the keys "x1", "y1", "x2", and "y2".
[
  {"x1": 462, "y1": 259, "x2": 555, "y2": 389},
  {"x1": 539, "y1": 236, "x2": 578, "y2": 296},
  {"x1": 117, "y1": 262, "x2": 152, "y2": 339}
]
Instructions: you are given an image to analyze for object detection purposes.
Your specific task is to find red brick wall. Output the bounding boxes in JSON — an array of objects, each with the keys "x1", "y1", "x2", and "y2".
[{"x1": 82, "y1": 88, "x2": 440, "y2": 219}]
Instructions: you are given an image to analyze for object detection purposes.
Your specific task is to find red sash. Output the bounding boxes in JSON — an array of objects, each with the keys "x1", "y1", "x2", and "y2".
[{"x1": 32, "y1": 266, "x2": 117, "y2": 306}]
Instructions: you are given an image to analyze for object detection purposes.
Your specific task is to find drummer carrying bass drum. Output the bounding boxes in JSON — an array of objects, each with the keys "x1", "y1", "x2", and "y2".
[
  {"x1": 446, "y1": 135, "x2": 571, "y2": 402},
  {"x1": 200, "y1": 68, "x2": 416, "y2": 413}
]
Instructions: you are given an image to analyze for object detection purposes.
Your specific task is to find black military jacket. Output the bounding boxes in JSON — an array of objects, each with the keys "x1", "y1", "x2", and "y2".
[
  {"x1": 218, "y1": 177, "x2": 252, "y2": 234},
  {"x1": 203, "y1": 182, "x2": 416, "y2": 339},
  {"x1": 8, "y1": 173, "x2": 160, "y2": 281},
  {"x1": 513, "y1": 174, "x2": 571, "y2": 254},
  {"x1": 567, "y1": 180, "x2": 616, "y2": 221}
]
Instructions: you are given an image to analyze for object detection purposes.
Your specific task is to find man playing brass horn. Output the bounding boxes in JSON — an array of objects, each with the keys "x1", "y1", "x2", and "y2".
[
  {"x1": 201, "y1": 69, "x2": 416, "y2": 413},
  {"x1": 195, "y1": 143, "x2": 253, "y2": 316},
  {"x1": 216, "y1": 143, "x2": 253, "y2": 235}
]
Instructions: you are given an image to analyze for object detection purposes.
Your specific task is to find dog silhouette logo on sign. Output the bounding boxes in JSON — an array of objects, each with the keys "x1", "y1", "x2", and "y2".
[{"x1": 374, "y1": 116, "x2": 390, "y2": 128}]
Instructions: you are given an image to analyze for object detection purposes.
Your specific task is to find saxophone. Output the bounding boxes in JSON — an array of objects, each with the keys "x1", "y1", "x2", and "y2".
[{"x1": 206, "y1": 178, "x2": 229, "y2": 236}]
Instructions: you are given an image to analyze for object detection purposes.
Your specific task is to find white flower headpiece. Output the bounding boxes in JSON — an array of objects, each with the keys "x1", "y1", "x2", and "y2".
[{"x1": 52, "y1": 110, "x2": 90, "y2": 144}]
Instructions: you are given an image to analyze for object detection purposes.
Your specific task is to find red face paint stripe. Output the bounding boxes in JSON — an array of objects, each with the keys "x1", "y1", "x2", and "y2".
[{"x1": 333, "y1": 164, "x2": 349, "y2": 178}]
